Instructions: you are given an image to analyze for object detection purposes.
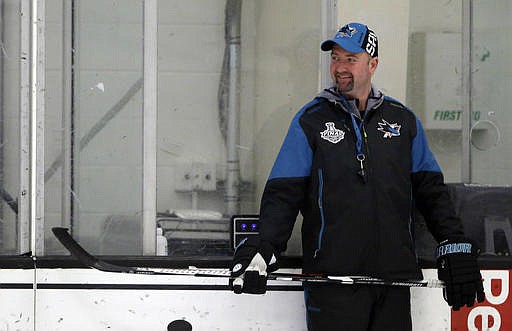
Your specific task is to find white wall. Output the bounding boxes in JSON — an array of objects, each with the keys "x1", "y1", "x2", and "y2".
[{"x1": 338, "y1": 0, "x2": 410, "y2": 102}]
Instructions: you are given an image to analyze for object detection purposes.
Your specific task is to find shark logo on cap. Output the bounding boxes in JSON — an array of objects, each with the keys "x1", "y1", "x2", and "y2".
[{"x1": 338, "y1": 24, "x2": 356, "y2": 38}]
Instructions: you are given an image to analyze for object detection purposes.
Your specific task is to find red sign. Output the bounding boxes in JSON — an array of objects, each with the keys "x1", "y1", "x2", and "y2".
[{"x1": 451, "y1": 270, "x2": 510, "y2": 331}]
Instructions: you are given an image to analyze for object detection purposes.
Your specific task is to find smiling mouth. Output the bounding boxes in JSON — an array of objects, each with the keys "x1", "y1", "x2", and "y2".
[
  {"x1": 336, "y1": 73, "x2": 352, "y2": 81},
  {"x1": 336, "y1": 76, "x2": 352, "y2": 85}
]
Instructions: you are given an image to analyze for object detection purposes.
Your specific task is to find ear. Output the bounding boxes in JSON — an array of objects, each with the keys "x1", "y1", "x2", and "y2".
[{"x1": 369, "y1": 57, "x2": 379, "y2": 74}]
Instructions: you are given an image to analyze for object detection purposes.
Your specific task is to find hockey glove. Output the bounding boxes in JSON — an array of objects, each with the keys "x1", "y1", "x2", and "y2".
[
  {"x1": 230, "y1": 238, "x2": 278, "y2": 294},
  {"x1": 436, "y1": 236, "x2": 485, "y2": 310}
]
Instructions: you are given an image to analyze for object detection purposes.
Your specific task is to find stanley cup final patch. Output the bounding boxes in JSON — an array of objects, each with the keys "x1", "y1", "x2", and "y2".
[{"x1": 320, "y1": 122, "x2": 345, "y2": 143}]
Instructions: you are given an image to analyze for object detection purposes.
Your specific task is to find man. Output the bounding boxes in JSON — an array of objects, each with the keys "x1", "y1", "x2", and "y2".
[{"x1": 231, "y1": 22, "x2": 484, "y2": 331}]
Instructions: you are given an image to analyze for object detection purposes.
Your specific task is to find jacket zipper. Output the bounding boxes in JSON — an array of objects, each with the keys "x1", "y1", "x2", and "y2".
[{"x1": 314, "y1": 168, "x2": 326, "y2": 258}]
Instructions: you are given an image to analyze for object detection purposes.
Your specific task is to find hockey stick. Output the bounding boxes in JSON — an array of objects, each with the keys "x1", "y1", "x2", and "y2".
[{"x1": 52, "y1": 227, "x2": 444, "y2": 288}]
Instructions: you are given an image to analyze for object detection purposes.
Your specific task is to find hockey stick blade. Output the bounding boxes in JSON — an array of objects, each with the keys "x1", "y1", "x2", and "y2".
[
  {"x1": 52, "y1": 227, "x2": 444, "y2": 288},
  {"x1": 52, "y1": 227, "x2": 232, "y2": 277},
  {"x1": 52, "y1": 227, "x2": 142, "y2": 274}
]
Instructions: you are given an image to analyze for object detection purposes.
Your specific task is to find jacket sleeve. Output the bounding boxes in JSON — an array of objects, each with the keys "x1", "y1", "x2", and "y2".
[
  {"x1": 258, "y1": 109, "x2": 312, "y2": 254},
  {"x1": 410, "y1": 117, "x2": 464, "y2": 242}
]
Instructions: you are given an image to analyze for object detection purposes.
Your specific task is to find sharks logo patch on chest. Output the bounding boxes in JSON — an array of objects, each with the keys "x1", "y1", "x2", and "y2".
[
  {"x1": 377, "y1": 119, "x2": 401, "y2": 139},
  {"x1": 320, "y1": 122, "x2": 345, "y2": 144}
]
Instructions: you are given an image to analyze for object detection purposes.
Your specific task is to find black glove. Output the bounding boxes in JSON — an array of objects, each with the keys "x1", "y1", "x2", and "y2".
[
  {"x1": 436, "y1": 236, "x2": 485, "y2": 310},
  {"x1": 230, "y1": 238, "x2": 278, "y2": 294}
]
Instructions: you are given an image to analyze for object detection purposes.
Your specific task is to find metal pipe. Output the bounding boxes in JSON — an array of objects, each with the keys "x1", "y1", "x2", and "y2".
[
  {"x1": 19, "y1": 0, "x2": 31, "y2": 254},
  {"x1": 225, "y1": 0, "x2": 242, "y2": 216},
  {"x1": 30, "y1": 0, "x2": 46, "y2": 256},
  {"x1": 142, "y1": 0, "x2": 158, "y2": 255},
  {"x1": 61, "y1": 0, "x2": 74, "y2": 231},
  {"x1": 461, "y1": 0, "x2": 472, "y2": 183},
  {"x1": 0, "y1": 0, "x2": 4, "y2": 222}
]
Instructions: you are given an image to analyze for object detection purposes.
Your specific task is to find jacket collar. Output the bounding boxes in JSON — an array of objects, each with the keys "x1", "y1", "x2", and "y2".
[{"x1": 317, "y1": 83, "x2": 384, "y2": 118}]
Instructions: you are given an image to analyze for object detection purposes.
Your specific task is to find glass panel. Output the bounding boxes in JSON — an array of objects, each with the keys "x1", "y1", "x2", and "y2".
[
  {"x1": 156, "y1": 0, "x2": 321, "y2": 257},
  {"x1": 0, "y1": 0, "x2": 22, "y2": 254},
  {"x1": 45, "y1": 0, "x2": 144, "y2": 254},
  {"x1": 408, "y1": 0, "x2": 512, "y2": 186},
  {"x1": 407, "y1": 1, "x2": 463, "y2": 261},
  {"x1": 469, "y1": 1, "x2": 512, "y2": 258},
  {"x1": 44, "y1": 0, "x2": 322, "y2": 256},
  {"x1": 470, "y1": 1, "x2": 512, "y2": 185},
  {"x1": 408, "y1": 0, "x2": 512, "y2": 260},
  {"x1": 407, "y1": 0, "x2": 463, "y2": 183}
]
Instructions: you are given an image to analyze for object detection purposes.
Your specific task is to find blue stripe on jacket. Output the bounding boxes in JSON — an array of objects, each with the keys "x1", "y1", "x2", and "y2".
[
  {"x1": 411, "y1": 117, "x2": 441, "y2": 173},
  {"x1": 269, "y1": 103, "x2": 314, "y2": 180}
]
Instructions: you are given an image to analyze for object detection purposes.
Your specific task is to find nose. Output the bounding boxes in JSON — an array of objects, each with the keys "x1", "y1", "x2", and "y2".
[
  {"x1": 331, "y1": 60, "x2": 348, "y2": 73},
  {"x1": 332, "y1": 65, "x2": 349, "y2": 77}
]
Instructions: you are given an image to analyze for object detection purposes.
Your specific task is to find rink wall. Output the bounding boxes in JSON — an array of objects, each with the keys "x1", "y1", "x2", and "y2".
[{"x1": 0, "y1": 267, "x2": 508, "y2": 330}]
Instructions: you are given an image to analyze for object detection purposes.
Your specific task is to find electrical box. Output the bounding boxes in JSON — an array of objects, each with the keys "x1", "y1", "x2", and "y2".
[{"x1": 231, "y1": 215, "x2": 259, "y2": 250}]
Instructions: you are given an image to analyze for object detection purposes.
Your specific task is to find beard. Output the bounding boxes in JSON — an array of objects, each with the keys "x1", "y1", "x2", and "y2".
[{"x1": 334, "y1": 72, "x2": 354, "y2": 93}]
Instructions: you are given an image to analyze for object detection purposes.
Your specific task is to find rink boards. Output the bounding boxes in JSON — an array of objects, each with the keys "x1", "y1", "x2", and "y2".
[{"x1": 0, "y1": 268, "x2": 507, "y2": 331}]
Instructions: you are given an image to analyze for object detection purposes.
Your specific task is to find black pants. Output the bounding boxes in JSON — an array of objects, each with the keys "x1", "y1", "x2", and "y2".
[{"x1": 304, "y1": 283, "x2": 412, "y2": 331}]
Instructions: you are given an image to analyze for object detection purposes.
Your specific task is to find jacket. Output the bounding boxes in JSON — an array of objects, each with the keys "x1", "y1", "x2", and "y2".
[{"x1": 258, "y1": 85, "x2": 464, "y2": 279}]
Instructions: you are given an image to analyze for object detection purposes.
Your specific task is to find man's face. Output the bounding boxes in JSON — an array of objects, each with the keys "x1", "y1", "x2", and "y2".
[{"x1": 329, "y1": 45, "x2": 378, "y2": 100}]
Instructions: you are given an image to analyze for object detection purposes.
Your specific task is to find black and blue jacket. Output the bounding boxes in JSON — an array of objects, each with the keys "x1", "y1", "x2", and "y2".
[{"x1": 259, "y1": 85, "x2": 464, "y2": 279}]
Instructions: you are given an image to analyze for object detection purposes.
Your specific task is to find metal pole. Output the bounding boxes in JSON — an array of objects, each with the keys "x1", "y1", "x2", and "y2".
[
  {"x1": 225, "y1": 0, "x2": 242, "y2": 216},
  {"x1": 19, "y1": 0, "x2": 31, "y2": 254},
  {"x1": 29, "y1": 1, "x2": 46, "y2": 330},
  {"x1": 461, "y1": 0, "x2": 472, "y2": 183},
  {"x1": 0, "y1": 1, "x2": 4, "y2": 228},
  {"x1": 142, "y1": 0, "x2": 158, "y2": 255},
  {"x1": 30, "y1": 0, "x2": 45, "y2": 256},
  {"x1": 61, "y1": 0, "x2": 74, "y2": 231}
]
